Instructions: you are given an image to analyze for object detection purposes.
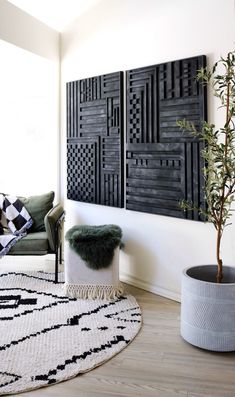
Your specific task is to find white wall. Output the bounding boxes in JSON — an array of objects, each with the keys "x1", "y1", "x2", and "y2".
[
  {"x1": 0, "y1": 0, "x2": 60, "y2": 199},
  {"x1": 61, "y1": 0, "x2": 235, "y2": 301},
  {"x1": 0, "y1": 0, "x2": 58, "y2": 61}
]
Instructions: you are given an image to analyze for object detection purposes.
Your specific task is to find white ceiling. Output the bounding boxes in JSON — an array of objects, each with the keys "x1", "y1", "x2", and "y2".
[{"x1": 8, "y1": 0, "x2": 101, "y2": 32}]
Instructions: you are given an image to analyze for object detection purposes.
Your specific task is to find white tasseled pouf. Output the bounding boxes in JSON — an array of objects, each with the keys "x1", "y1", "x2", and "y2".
[{"x1": 64, "y1": 242, "x2": 124, "y2": 299}]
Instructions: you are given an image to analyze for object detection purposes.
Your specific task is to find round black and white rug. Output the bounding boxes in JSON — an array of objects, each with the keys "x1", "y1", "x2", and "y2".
[{"x1": 0, "y1": 271, "x2": 142, "y2": 395}]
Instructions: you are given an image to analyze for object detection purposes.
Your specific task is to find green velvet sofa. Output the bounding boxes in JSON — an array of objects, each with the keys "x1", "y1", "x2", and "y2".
[{"x1": 7, "y1": 191, "x2": 65, "y2": 283}]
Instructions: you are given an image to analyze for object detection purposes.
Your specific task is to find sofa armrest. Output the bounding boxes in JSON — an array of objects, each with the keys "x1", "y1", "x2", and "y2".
[{"x1": 44, "y1": 204, "x2": 65, "y2": 252}]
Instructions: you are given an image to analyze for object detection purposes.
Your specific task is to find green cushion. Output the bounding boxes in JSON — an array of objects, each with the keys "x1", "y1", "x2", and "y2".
[
  {"x1": 8, "y1": 232, "x2": 49, "y2": 255},
  {"x1": 19, "y1": 192, "x2": 54, "y2": 232}
]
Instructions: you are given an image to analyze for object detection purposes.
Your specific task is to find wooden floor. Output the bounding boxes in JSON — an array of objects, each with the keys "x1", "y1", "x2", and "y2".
[{"x1": 18, "y1": 284, "x2": 235, "y2": 397}]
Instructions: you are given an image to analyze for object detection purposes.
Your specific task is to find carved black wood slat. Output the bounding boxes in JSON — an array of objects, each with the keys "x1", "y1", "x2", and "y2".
[
  {"x1": 67, "y1": 72, "x2": 124, "y2": 207},
  {"x1": 126, "y1": 56, "x2": 207, "y2": 220}
]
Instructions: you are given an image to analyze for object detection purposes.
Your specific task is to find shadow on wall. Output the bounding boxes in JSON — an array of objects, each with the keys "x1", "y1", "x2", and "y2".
[
  {"x1": 120, "y1": 238, "x2": 157, "y2": 283},
  {"x1": 64, "y1": 212, "x2": 86, "y2": 233}
]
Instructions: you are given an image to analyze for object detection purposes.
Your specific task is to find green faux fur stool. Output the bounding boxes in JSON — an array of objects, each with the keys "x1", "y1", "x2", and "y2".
[{"x1": 64, "y1": 224, "x2": 124, "y2": 300}]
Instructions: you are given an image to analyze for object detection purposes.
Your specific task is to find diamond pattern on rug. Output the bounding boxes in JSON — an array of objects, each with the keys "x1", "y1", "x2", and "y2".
[{"x1": 0, "y1": 271, "x2": 141, "y2": 395}]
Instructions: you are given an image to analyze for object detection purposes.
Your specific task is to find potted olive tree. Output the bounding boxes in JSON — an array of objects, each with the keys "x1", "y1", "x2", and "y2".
[{"x1": 177, "y1": 50, "x2": 235, "y2": 351}]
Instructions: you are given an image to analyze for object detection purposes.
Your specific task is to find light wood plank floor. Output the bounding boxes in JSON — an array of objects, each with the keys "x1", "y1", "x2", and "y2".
[{"x1": 17, "y1": 284, "x2": 235, "y2": 397}]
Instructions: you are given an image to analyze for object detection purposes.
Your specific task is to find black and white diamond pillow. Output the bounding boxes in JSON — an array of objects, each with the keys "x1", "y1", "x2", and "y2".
[
  {"x1": 0, "y1": 233, "x2": 22, "y2": 256},
  {"x1": 0, "y1": 194, "x2": 33, "y2": 235}
]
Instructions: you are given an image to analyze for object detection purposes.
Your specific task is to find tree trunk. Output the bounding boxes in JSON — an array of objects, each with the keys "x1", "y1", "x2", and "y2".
[{"x1": 216, "y1": 228, "x2": 223, "y2": 283}]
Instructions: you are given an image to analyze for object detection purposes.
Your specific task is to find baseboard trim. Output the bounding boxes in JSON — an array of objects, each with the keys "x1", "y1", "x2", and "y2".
[{"x1": 120, "y1": 272, "x2": 181, "y2": 303}]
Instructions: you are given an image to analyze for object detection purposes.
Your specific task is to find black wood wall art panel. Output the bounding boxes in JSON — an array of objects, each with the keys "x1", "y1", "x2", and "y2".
[
  {"x1": 126, "y1": 56, "x2": 207, "y2": 220},
  {"x1": 67, "y1": 72, "x2": 124, "y2": 207}
]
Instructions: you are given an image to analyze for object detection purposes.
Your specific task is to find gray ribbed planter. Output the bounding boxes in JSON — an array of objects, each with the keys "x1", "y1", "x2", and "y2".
[{"x1": 181, "y1": 265, "x2": 235, "y2": 352}]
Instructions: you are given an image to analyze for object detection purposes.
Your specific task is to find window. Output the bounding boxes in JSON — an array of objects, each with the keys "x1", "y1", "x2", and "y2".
[{"x1": 0, "y1": 39, "x2": 59, "y2": 196}]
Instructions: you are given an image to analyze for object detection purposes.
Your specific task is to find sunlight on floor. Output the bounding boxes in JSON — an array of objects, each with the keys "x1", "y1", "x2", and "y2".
[{"x1": 0, "y1": 255, "x2": 64, "y2": 273}]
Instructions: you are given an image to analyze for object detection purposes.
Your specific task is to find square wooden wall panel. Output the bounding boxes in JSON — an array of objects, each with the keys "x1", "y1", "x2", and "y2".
[
  {"x1": 126, "y1": 56, "x2": 207, "y2": 220},
  {"x1": 67, "y1": 72, "x2": 124, "y2": 208}
]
